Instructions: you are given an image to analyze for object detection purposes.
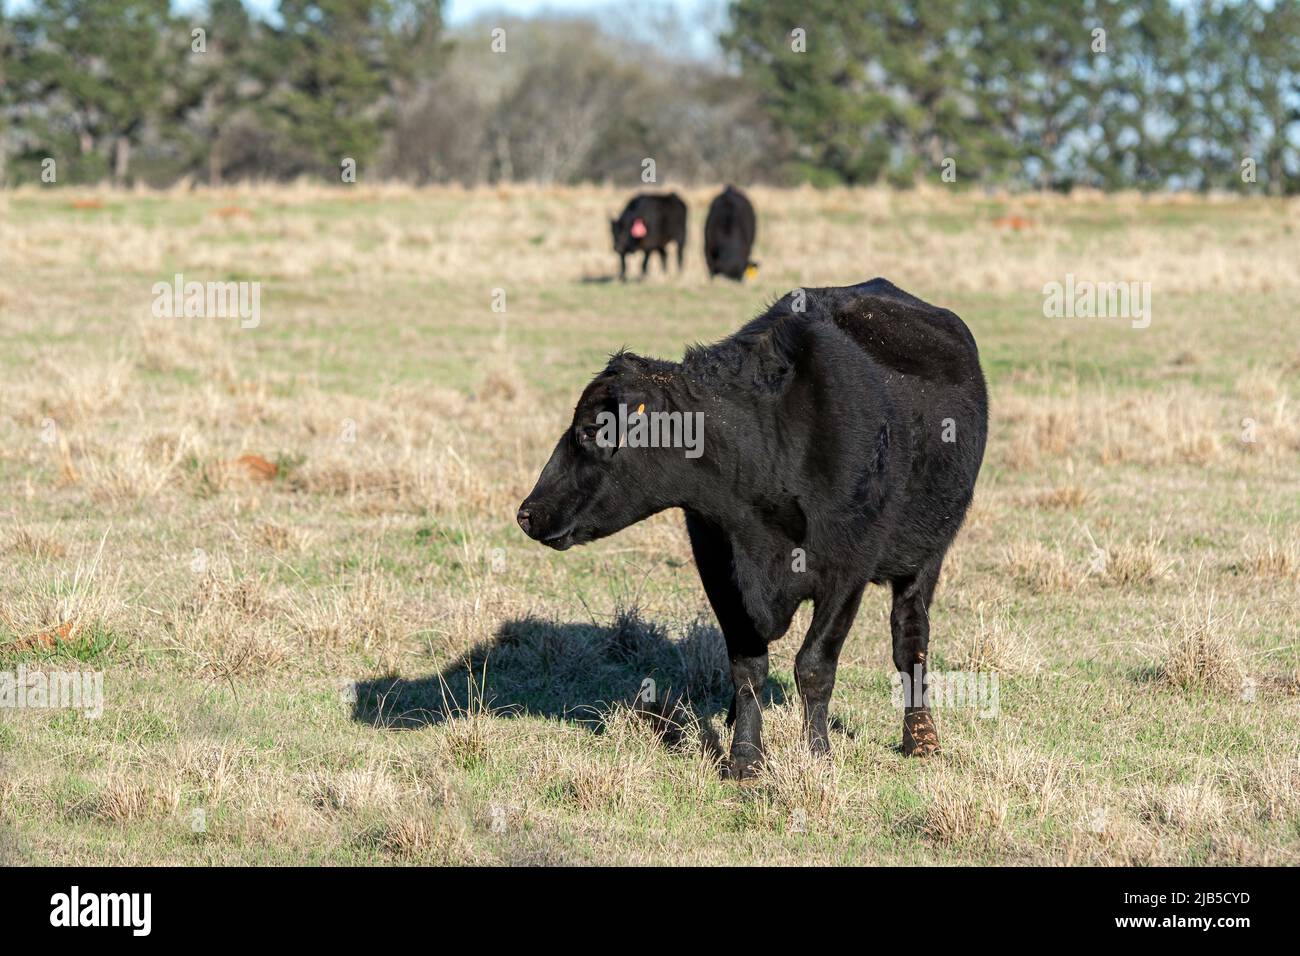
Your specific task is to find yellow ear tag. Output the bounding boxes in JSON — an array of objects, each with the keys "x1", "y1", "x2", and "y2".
[
  {"x1": 744, "y1": 264, "x2": 759, "y2": 280},
  {"x1": 636, "y1": 403, "x2": 645, "y2": 415}
]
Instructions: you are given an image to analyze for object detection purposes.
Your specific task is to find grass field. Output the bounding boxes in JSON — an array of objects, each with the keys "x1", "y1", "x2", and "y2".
[{"x1": 1, "y1": 183, "x2": 1297, "y2": 865}]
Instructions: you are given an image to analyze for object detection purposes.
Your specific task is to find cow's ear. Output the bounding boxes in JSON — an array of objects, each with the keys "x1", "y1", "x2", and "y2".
[
  {"x1": 607, "y1": 350, "x2": 650, "y2": 375},
  {"x1": 611, "y1": 381, "x2": 662, "y2": 422},
  {"x1": 612, "y1": 386, "x2": 655, "y2": 416}
]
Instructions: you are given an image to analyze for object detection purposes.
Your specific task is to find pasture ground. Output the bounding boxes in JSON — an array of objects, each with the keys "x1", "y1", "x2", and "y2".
[{"x1": 1, "y1": 183, "x2": 1297, "y2": 864}]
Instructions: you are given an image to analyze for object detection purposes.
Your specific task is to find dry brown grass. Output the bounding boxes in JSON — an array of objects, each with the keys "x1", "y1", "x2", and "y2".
[
  {"x1": 945, "y1": 603, "x2": 1042, "y2": 674},
  {"x1": 532, "y1": 744, "x2": 654, "y2": 814},
  {"x1": 0, "y1": 537, "x2": 124, "y2": 647},
  {"x1": 357, "y1": 811, "x2": 477, "y2": 862},
  {"x1": 13, "y1": 181, "x2": 1300, "y2": 298},
  {"x1": 76, "y1": 772, "x2": 182, "y2": 825},
  {"x1": 740, "y1": 705, "x2": 855, "y2": 833},
  {"x1": 253, "y1": 519, "x2": 313, "y2": 554},
  {"x1": 1034, "y1": 484, "x2": 1093, "y2": 510},
  {"x1": 1241, "y1": 752, "x2": 1300, "y2": 823},
  {"x1": 921, "y1": 777, "x2": 1010, "y2": 847},
  {"x1": 999, "y1": 382, "x2": 1299, "y2": 472},
  {"x1": 1102, "y1": 532, "x2": 1176, "y2": 587},
  {"x1": 1002, "y1": 539, "x2": 1080, "y2": 593},
  {"x1": 1135, "y1": 782, "x2": 1230, "y2": 833},
  {"x1": 438, "y1": 711, "x2": 496, "y2": 772},
  {"x1": 1000, "y1": 528, "x2": 1175, "y2": 594},
  {"x1": 307, "y1": 763, "x2": 403, "y2": 813},
  {"x1": 1, "y1": 185, "x2": 1296, "y2": 865},
  {"x1": 5, "y1": 523, "x2": 68, "y2": 559},
  {"x1": 1240, "y1": 535, "x2": 1300, "y2": 581},
  {"x1": 1155, "y1": 586, "x2": 1245, "y2": 695},
  {"x1": 946, "y1": 742, "x2": 1084, "y2": 822}
]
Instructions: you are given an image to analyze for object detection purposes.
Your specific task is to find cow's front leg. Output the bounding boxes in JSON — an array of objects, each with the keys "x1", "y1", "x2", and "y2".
[
  {"x1": 618, "y1": 252, "x2": 627, "y2": 282},
  {"x1": 794, "y1": 582, "x2": 865, "y2": 754},
  {"x1": 726, "y1": 648, "x2": 768, "y2": 779},
  {"x1": 684, "y1": 511, "x2": 774, "y2": 780},
  {"x1": 640, "y1": 250, "x2": 651, "y2": 277}
]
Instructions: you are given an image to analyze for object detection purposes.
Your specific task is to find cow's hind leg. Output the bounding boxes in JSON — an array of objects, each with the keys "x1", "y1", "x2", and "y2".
[
  {"x1": 657, "y1": 247, "x2": 668, "y2": 273},
  {"x1": 794, "y1": 581, "x2": 865, "y2": 754},
  {"x1": 640, "y1": 250, "x2": 651, "y2": 277},
  {"x1": 891, "y1": 562, "x2": 942, "y2": 756},
  {"x1": 685, "y1": 512, "x2": 768, "y2": 779}
]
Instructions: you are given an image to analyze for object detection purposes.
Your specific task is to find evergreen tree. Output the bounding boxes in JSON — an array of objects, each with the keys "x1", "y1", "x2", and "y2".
[
  {"x1": 253, "y1": 0, "x2": 442, "y2": 178},
  {"x1": 6, "y1": 0, "x2": 183, "y2": 184}
]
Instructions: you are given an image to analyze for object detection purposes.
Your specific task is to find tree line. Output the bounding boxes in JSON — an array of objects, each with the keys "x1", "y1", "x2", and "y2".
[{"x1": 1, "y1": 0, "x2": 1296, "y2": 192}]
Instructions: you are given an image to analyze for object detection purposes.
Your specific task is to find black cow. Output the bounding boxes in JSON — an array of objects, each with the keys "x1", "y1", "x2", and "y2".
[
  {"x1": 611, "y1": 193, "x2": 687, "y2": 281},
  {"x1": 704, "y1": 185, "x2": 757, "y2": 281},
  {"x1": 517, "y1": 279, "x2": 988, "y2": 778}
]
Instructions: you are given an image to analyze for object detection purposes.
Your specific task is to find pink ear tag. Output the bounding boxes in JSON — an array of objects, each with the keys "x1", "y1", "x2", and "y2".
[{"x1": 630, "y1": 218, "x2": 647, "y2": 239}]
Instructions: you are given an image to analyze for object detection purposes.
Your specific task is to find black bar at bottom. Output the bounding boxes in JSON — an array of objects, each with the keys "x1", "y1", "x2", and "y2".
[{"x1": 0, "y1": 866, "x2": 1276, "y2": 940}]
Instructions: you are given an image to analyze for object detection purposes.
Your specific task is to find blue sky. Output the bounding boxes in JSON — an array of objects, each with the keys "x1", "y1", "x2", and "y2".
[
  {"x1": 133, "y1": 0, "x2": 727, "y2": 58},
  {"x1": 445, "y1": 0, "x2": 725, "y2": 58},
  {"x1": 213, "y1": 0, "x2": 710, "y2": 20},
  {"x1": 3, "y1": 0, "x2": 723, "y2": 26},
  {"x1": 446, "y1": 0, "x2": 710, "y2": 24},
  {"x1": 1, "y1": 0, "x2": 728, "y2": 58}
]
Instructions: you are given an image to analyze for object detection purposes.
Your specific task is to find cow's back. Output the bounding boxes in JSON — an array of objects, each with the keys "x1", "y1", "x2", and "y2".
[
  {"x1": 820, "y1": 279, "x2": 981, "y2": 386},
  {"x1": 750, "y1": 280, "x2": 988, "y2": 573},
  {"x1": 829, "y1": 280, "x2": 987, "y2": 569},
  {"x1": 704, "y1": 188, "x2": 756, "y2": 275},
  {"x1": 707, "y1": 189, "x2": 755, "y2": 242},
  {"x1": 626, "y1": 194, "x2": 685, "y2": 240}
]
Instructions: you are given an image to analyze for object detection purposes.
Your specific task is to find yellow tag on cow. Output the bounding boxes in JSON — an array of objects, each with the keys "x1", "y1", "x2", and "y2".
[
  {"x1": 744, "y1": 264, "x2": 759, "y2": 280},
  {"x1": 636, "y1": 403, "x2": 645, "y2": 415}
]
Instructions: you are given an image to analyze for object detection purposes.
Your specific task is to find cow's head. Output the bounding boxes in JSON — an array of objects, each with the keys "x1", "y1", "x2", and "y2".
[
  {"x1": 610, "y1": 215, "x2": 643, "y2": 254},
  {"x1": 517, "y1": 353, "x2": 676, "y2": 551}
]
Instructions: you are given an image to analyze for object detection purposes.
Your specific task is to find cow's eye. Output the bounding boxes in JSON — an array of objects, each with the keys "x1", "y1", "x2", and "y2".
[{"x1": 577, "y1": 424, "x2": 601, "y2": 444}]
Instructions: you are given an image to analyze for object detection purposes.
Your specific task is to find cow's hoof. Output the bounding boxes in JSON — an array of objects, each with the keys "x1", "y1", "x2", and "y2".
[
  {"x1": 902, "y1": 711, "x2": 940, "y2": 757},
  {"x1": 806, "y1": 733, "x2": 831, "y2": 757},
  {"x1": 723, "y1": 757, "x2": 764, "y2": 782}
]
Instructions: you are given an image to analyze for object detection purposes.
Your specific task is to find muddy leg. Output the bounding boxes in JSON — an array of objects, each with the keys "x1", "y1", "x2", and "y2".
[{"x1": 892, "y1": 565, "x2": 942, "y2": 756}]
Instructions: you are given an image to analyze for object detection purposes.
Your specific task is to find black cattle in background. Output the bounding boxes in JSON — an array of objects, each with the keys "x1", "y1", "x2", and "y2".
[
  {"x1": 611, "y1": 193, "x2": 687, "y2": 281},
  {"x1": 517, "y1": 279, "x2": 989, "y2": 778},
  {"x1": 704, "y1": 185, "x2": 757, "y2": 281}
]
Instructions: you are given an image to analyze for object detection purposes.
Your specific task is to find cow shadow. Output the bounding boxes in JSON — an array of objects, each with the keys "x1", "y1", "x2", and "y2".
[{"x1": 350, "y1": 610, "x2": 788, "y2": 742}]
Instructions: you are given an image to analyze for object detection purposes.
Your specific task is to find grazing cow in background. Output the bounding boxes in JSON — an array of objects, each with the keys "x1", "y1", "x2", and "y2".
[
  {"x1": 611, "y1": 193, "x2": 687, "y2": 281},
  {"x1": 517, "y1": 278, "x2": 989, "y2": 779},
  {"x1": 704, "y1": 185, "x2": 758, "y2": 281}
]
